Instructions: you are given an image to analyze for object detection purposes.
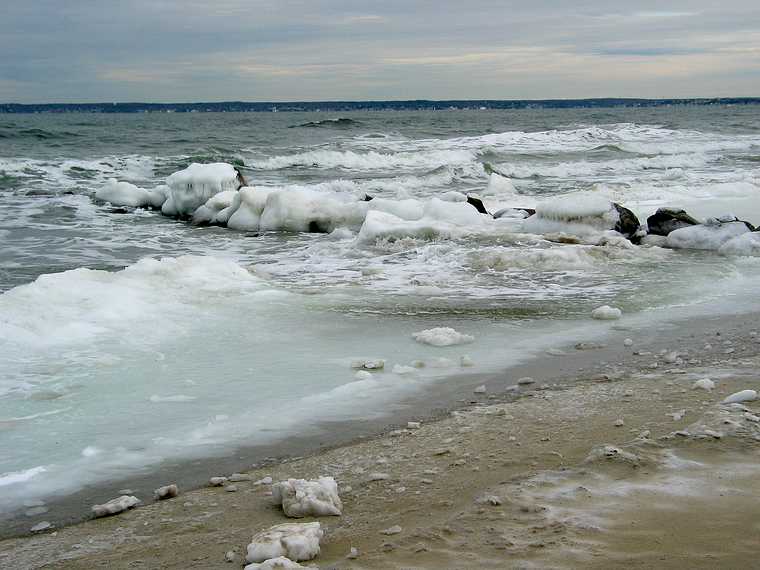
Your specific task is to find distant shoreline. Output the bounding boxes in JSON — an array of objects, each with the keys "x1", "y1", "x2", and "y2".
[{"x1": 2, "y1": 97, "x2": 760, "y2": 114}]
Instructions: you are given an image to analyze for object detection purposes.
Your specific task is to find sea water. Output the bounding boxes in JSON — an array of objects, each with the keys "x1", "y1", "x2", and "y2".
[{"x1": 1, "y1": 106, "x2": 760, "y2": 516}]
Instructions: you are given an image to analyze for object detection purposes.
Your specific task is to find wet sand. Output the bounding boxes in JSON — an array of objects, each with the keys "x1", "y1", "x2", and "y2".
[{"x1": 2, "y1": 313, "x2": 760, "y2": 569}]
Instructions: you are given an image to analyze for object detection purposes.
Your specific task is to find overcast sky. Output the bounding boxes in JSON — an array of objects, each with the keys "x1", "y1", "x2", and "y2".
[{"x1": 2, "y1": 1, "x2": 759, "y2": 103}]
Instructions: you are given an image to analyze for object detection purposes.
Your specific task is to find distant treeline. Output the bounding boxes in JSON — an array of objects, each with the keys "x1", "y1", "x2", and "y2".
[{"x1": 1, "y1": 98, "x2": 759, "y2": 113}]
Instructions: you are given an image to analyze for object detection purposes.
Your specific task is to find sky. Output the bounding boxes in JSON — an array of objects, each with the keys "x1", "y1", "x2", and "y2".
[{"x1": 2, "y1": 1, "x2": 759, "y2": 103}]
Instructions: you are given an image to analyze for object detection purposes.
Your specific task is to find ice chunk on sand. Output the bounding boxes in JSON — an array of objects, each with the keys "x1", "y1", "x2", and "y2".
[
  {"x1": 591, "y1": 305, "x2": 622, "y2": 320},
  {"x1": 666, "y1": 221, "x2": 750, "y2": 250},
  {"x1": 30, "y1": 521, "x2": 53, "y2": 533},
  {"x1": 722, "y1": 390, "x2": 757, "y2": 404},
  {"x1": 245, "y1": 522, "x2": 323, "y2": 563},
  {"x1": 272, "y1": 477, "x2": 342, "y2": 518},
  {"x1": 164, "y1": 163, "x2": 239, "y2": 218},
  {"x1": 244, "y1": 557, "x2": 314, "y2": 570},
  {"x1": 96, "y1": 179, "x2": 166, "y2": 209},
  {"x1": 154, "y1": 484, "x2": 178, "y2": 500},
  {"x1": 692, "y1": 378, "x2": 715, "y2": 391},
  {"x1": 92, "y1": 495, "x2": 140, "y2": 517},
  {"x1": 412, "y1": 327, "x2": 474, "y2": 347}
]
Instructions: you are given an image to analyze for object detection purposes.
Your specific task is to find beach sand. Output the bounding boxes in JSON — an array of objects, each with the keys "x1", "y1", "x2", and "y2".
[{"x1": 2, "y1": 314, "x2": 760, "y2": 569}]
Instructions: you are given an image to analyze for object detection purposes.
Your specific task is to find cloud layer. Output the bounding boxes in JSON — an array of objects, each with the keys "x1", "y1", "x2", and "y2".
[{"x1": 2, "y1": 0, "x2": 758, "y2": 102}]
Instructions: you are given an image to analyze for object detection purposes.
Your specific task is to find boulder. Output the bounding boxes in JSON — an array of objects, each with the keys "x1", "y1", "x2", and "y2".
[
  {"x1": 612, "y1": 203, "x2": 641, "y2": 240},
  {"x1": 646, "y1": 207, "x2": 700, "y2": 236}
]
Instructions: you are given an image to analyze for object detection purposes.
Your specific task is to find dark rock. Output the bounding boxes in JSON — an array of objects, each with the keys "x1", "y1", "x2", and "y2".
[
  {"x1": 646, "y1": 207, "x2": 700, "y2": 236},
  {"x1": 612, "y1": 203, "x2": 641, "y2": 240},
  {"x1": 466, "y1": 195, "x2": 490, "y2": 215}
]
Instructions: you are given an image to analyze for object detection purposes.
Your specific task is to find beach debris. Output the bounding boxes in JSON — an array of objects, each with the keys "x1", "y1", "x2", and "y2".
[
  {"x1": 517, "y1": 377, "x2": 536, "y2": 385},
  {"x1": 412, "y1": 327, "x2": 474, "y2": 347},
  {"x1": 91, "y1": 495, "x2": 140, "y2": 518},
  {"x1": 722, "y1": 390, "x2": 757, "y2": 405},
  {"x1": 209, "y1": 476, "x2": 228, "y2": 487},
  {"x1": 474, "y1": 385, "x2": 487, "y2": 394},
  {"x1": 245, "y1": 522, "x2": 323, "y2": 564},
  {"x1": 591, "y1": 305, "x2": 622, "y2": 320},
  {"x1": 347, "y1": 547, "x2": 360, "y2": 559},
  {"x1": 407, "y1": 421, "x2": 421, "y2": 429},
  {"x1": 476, "y1": 494, "x2": 503, "y2": 506},
  {"x1": 224, "y1": 550, "x2": 236, "y2": 563},
  {"x1": 226, "y1": 485, "x2": 239, "y2": 493},
  {"x1": 614, "y1": 419, "x2": 625, "y2": 427},
  {"x1": 668, "y1": 410, "x2": 687, "y2": 421},
  {"x1": 254, "y1": 477, "x2": 273, "y2": 486},
  {"x1": 584, "y1": 445, "x2": 640, "y2": 466},
  {"x1": 367, "y1": 472, "x2": 390, "y2": 482},
  {"x1": 229, "y1": 473, "x2": 253, "y2": 482},
  {"x1": 273, "y1": 477, "x2": 342, "y2": 517},
  {"x1": 30, "y1": 521, "x2": 54, "y2": 533},
  {"x1": 351, "y1": 359, "x2": 385, "y2": 370},
  {"x1": 153, "y1": 484, "x2": 178, "y2": 500},
  {"x1": 380, "y1": 525, "x2": 403, "y2": 535},
  {"x1": 662, "y1": 351, "x2": 680, "y2": 363},
  {"x1": 692, "y1": 378, "x2": 715, "y2": 391}
]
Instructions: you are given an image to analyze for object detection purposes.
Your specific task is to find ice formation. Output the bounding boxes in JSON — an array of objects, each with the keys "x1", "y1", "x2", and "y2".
[
  {"x1": 692, "y1": 378, "x2": 715, "y2": 391},
  {"x1": 245, "y1": 522, "x2": 323, "y2": 563},
  {"x1": 226, "y1": 187, "x2": 275, "y2": 230},
  {"x1": 272, "y1": 477, "x2": 342, "y2": 517},
  {"x1": 244, "y1": 557, "x2": 314, "y2": 570},
  {"x1": 163, "y1": 163, "x2": 239, "y2": 218},
  {"x1": 666, "y1": 220, "x2": 750, "y2": 250},
  {"x1": 718, "y1": 232, "x2": 760, "y2": 256},
  {"x1": 411, "y1": 327, "x2": 475, "y2": 347},
  {"x1": 91, "y1": 495, "x2": 140, "y2": 517},
  {"x1": 484, "y1": 172, "x2": 517, "y2": 196},
  {"x1": 154, "y1": 484, "x2": 178, "y2": 500},
  {"x1": 96, "y1": 179, "x2": 166, "y2": 209},
  {"x1": 721, "y1": 390, "x2": 757, "y2": 404},
  {"x1": 591, "y1": 305, "x2": 622, "y2": 320},
  {"x1": 191, "y1": 190, "x2": 239, "y2": 225},
  {"x1": 523, "y1": 195, "x2": 620, "y2": 239}
]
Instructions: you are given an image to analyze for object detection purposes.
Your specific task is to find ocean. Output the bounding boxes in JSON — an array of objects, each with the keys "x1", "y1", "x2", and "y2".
[{"x1": 1, "y1": 106, "x2": 760, "y2": 526}]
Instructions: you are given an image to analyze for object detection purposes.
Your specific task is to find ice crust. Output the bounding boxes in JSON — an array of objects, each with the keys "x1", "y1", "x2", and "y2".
[
  {"x1": 718, "y1": 232, "x2": 760, "y2": 256},
  {"x1": 666, "y1": 221, "x2": 750, "y2": 250},
  {"x1": 272, "y1": 477, "x2": 342, "y2": 517},
  {"x1": 245, "y1": 522, "x2": 323, "y2": 563},
  {"x1": 163, "y1": 163, "x2": 239, "y2": 217},
  {"x1": 244, "y1": 557, "x2": 313, "y2": 569},
  {"x1": 96, "y1": 179, "x2": 166, "y2": 209},
  {"x1": 412, "y1": 327, "x2": 475, "y2": 347}
]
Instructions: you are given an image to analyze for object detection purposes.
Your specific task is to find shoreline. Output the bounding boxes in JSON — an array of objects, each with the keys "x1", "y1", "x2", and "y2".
[{"x1": 1, "y1": 309, "x2": 760, "y2": 568}]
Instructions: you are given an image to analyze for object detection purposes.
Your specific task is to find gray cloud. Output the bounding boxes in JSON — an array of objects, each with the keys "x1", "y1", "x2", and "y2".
[{"x1": 1, "y1": 0, "x2": 758, "y2": 102}]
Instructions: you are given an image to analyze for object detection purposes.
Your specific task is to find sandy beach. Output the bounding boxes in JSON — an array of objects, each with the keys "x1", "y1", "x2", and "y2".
[{"x1": 2, "y1": 311, "x2": 759, "y2": 569}]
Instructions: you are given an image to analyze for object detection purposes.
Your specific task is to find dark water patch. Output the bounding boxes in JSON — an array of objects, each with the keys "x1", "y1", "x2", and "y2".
[
  {"x1": 15, "y1": 128, "x2": 82, "y2": 140},
  {"x1": 290, "y1": 117, "x2": 363, "y2": 129}
]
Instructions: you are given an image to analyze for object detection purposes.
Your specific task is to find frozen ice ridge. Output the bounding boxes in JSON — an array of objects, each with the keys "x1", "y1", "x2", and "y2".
[{"x1": 162, "y1": 162, "x2": 239, "y2": 218}]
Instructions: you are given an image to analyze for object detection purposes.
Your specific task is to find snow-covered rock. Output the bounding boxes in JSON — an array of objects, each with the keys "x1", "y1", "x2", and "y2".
[
  {"x1": 666, "y1": 220, "x2": 750, "y2": 250},
  {"x1": 192, "y1": 190, "x2": 239, "y2": 225},
  {"x1": 245, "y1": 522, "x2": 323, "y2": 563},
  {"x1": 91, "y1": 495, "x2": 140, "y2": 517},
  {"x1": 154, "y1": 484, "x2": 178, "y2": 500},
  {"x1": 272, "y1": 477, "x2": 342, "y2": 518},
  {"x1": 227, "y1": 187, "x2": 276, "y2": 231},
  {"x1": 591, "y1": 305, "x2": 622, "y2": 320},
  {"x1": 412, "y1": 327, "x2": 474, "y2": 347},
  {"x1": 96, "y1": 179, "x2": 166, "y2": 209},
  {"x1": 163, "y1": 163, "x2": 239, "y2": 218}
]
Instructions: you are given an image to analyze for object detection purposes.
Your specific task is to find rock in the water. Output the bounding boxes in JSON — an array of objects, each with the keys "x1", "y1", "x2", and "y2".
[
  {"x1": 245, "y1": 522, "x2": 323, "y2": 563},
  {"x1": 492, "y1": 207, "x2": 535, "y2": 219},
  {"x1": 154, "y1": 484, "x2": 178, "y2": 500},
  {"x1": 646, "y1": 207, "x2": 700, "y2": 236},
  {"x1": 92, "y1": 495, "x2": 140, "y2": 518},
  {"x1": 722, "y1": 390, "x2": 757, "y2": 404},
  {"x1": 591, "y1": 305, "x2": 622, "y2": 320},
  {"x1": 30, "y1": 521, "x2": 54, "y2": 533},
  {"x1": 612, "y1": 203, "x2": 641, "y2": 240},
  {"x1": 272, "y1": 477, "x2": 342, "y2": 517},
  {"x1": 466, "y1": 195, "x2": 489, "y2": 215}
]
